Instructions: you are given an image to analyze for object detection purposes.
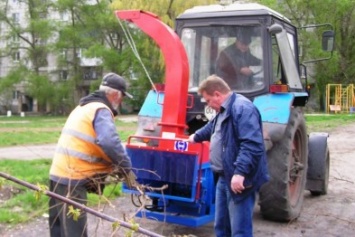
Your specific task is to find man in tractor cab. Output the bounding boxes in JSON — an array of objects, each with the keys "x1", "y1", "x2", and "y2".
[{"x1": 216, "y1": 30, "x2": 262, "y2": 90}]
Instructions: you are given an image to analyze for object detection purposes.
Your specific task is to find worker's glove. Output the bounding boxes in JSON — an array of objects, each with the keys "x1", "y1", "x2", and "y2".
[
  {"x1": 110, "y1": 166, "x2": 140, "y2": 189},
  {"x1": 85, "y1": 173, "x2": 107, "y2": 195},
  {"x1": 125, "y1": 170, "x2": 139, "y2": 189}
]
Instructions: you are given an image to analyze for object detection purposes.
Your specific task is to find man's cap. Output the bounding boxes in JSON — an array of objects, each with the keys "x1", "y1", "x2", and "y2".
[
  {"x1": 236, "y1": 29, "x2": 252, "y2": 45},
  {"x1": 238, "y1": 35, "x2": 251, "y2": 44},
  {"x1": 101, "y1": 73, "x2": 133, "y2": 99}
]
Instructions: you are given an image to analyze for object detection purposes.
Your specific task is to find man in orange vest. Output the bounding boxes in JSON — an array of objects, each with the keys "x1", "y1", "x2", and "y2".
[{"x1": 48, "y1": 73, "x2": 133, "y2": 237}]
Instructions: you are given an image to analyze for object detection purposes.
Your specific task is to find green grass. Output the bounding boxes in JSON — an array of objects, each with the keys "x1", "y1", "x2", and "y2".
[
  {"x1": 0, "y1": 115, "x2": 137, "y2": 147},
  {"x1": 0, "y1": 116, "x2": 135, "y2": 224},
  {"x1": 305, "y1": 113, "x2": 355, "y2": 132},
  {"x1": 0, "y1": 131, "x2": 61, "y2": 146},
  {"x1": 0, "y1": 159, "x2": 52, "y2": 224},
  {"x1": 0, "y1": 159, "x2": 123, "y2": 224},
  {"x1": 87, "y1": 183, "x2": 123, "y2": 206}
]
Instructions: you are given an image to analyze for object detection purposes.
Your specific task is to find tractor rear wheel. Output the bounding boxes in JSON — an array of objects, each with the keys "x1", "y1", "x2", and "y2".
[{"x1": 259, "y1": 107, "x2": 308, "y2": 221}]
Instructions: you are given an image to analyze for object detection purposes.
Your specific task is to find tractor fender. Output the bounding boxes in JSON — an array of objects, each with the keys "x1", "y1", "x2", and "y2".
[
  {"x1": 253, "y1": 93, "x2": 294, "y2": 150},
  {"x1": 262, "y1": 122, "x2": 287, "y2": 150},
  {"x1": 306, "y1": 132, "x2": 330, "y2": 195}
]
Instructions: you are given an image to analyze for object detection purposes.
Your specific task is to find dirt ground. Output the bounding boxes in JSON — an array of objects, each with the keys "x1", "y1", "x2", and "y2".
[{"x1": 1, "y1": 122, "x2": 355, "y2": 237}]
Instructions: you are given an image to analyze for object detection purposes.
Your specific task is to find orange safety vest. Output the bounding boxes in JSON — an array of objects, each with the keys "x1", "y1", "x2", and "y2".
[{"x1": 50, "y1": 102, "x2": 115, "y2": 181}]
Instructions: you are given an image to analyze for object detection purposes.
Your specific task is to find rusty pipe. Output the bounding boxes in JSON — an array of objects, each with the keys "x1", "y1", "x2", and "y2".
[{"x1": 0, "y1": 172, "x2": 164, "y2": 237}]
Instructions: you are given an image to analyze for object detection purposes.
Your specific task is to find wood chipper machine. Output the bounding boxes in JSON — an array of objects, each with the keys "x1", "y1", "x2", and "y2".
[{"x1": 116, "y1": 2, "x2": 334, "y2": 227}]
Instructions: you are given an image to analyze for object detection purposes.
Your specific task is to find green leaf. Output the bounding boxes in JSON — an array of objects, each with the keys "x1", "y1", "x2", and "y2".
[{"x1": 67, "y1": 205, "x2": 81, "y2": 221}]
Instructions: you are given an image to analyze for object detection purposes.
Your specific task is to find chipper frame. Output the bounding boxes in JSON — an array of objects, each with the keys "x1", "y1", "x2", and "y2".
[{"x1": 116, "y1": 10, "x2": 215, "y2": 227}]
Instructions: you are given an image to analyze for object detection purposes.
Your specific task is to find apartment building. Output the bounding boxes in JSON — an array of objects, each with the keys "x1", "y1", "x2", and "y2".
[{"x1": 0, "y1": 0, "x2": 102, "y2": 115}]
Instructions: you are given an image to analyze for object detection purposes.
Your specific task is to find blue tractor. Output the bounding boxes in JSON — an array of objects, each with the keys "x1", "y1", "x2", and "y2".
[{"x1": 117, "y1": 2, "x2": 334, "y2": 225}]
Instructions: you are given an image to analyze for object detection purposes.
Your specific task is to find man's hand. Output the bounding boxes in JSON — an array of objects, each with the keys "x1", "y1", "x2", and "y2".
[
  {"x1": 111, "y1": 167, "x2": 139, "y2": 189},
  {"x1": 231, "y1": 174, "x2": 245, "y2": 194},
  {"x1": 188, "y1": 134, "x2": 195, "y2": 143},
  {"x1": 240, "y1": 67, "x2": 253, "y2": 76}
]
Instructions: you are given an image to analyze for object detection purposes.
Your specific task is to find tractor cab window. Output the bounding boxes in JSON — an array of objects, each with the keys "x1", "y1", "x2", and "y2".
[
  {"x1": 271, "y1": 29, "x2": 302, "y2": 90},
  {"x1": 272, "y1": 36, "x2": 284, "y2": 84},
  {"x1": 181, "y1": 25, "x2": 264, "y2": 93}
]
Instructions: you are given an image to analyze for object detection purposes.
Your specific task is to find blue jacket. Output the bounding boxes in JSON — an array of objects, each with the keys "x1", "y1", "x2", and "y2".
[{"x1": 194, "y1": 93, "x2": 269, "y2": 202}]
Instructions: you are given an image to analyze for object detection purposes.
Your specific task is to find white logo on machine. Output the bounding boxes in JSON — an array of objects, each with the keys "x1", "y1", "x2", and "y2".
[{"x1": 174, "y1": 141, "x2": 188, "y2": 151}]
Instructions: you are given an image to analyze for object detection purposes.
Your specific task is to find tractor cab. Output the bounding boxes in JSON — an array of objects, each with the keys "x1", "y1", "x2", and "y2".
[{"x1": 175, "y1": 3, "x2": 302, "y2": 133}]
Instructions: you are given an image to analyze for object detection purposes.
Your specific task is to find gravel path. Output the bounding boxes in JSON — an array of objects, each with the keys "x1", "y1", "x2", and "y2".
[{"x1": 0, "y1": 144, "x2": 56, "y2": 160}]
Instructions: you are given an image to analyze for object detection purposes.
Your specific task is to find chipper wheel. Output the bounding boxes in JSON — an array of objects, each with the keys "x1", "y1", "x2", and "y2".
[{"x1": 259, "y1": 107, "x2": 308, "y2": 221}]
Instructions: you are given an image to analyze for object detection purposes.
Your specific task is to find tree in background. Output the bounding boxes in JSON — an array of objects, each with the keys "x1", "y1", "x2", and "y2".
[
  {"x1": 256, "y1": 0, "x2": 355, "y2": 111},
  {"x1": 53, "y1": 0, "x2": 97, "y2": 108},
  {"x1": 2, "y1": 0, "x2": 354, "y2": 113},
  {"x1": 0, "y1": 0, "x2": 57, "y2": 113},
  {"x1": 73, "y1": 0, "x2": 144, "y2": 110},
  {"x1": 109, "y1": 0, "x2": 217, "y2": 110}
]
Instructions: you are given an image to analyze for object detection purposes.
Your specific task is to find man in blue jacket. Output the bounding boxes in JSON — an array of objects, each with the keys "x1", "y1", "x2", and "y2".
[{"x1": 188, "y1": 75, "x2": 269, "y2": 237}]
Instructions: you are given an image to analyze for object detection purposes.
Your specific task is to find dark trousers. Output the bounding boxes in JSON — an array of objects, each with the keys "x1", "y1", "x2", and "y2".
[{"x1": 49, "y1": 180, "x2": 88, "y2": 237}]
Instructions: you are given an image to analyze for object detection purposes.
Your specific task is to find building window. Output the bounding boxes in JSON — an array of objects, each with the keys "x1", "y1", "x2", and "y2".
[
  {"x1": 76, "y1": 49, "x2": 82, "y2": 58},
  {"x1": 60, "y1": 11, "x2": 69, "y2": 21},
  {"x1": 83, "y1": 68, "x2": 99, "y2": 80},
  {"x1": 38, "y1": 11, "x2": 47, "y2": 19},
  {"x1": 13, "y1": 90, "x2": 20, "y2": 99},
  {"x1": 12, "y1": 13, "x2": 19, "y2": 24},
  {"x1": 12, "y1": 34, "x2": 19, "y2": 43},
  {"x1": 34, "y1": 37, "x2": 46, "y2": 45},
  {"x1": 61, "y1": 50, "x2": 68, "y2": 60},
  {"x1": 12, "y1": 51, "x2": 20, "y2": 62},
  {"x1": 60, "y1": 70, "x2": 68, "y2": 80}
]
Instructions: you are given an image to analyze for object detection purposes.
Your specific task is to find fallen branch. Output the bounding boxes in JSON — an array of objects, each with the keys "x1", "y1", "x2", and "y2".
[
  {"x1": 0, "y1": 172, "x2": 165, "y2": 237},
  {"x1": 333, "y1": 176, "x2": 354, "y2": 184}
]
